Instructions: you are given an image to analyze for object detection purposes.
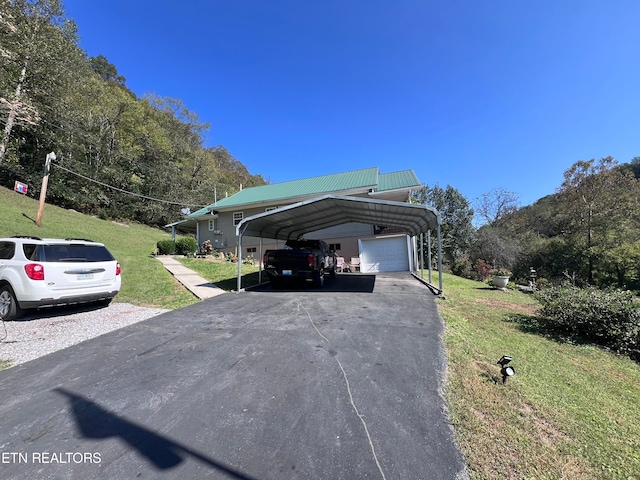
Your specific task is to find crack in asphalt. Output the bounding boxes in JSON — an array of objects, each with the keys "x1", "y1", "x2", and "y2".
[{"x1": 294, "y1": 299, "x2": 387, "y2": 480}]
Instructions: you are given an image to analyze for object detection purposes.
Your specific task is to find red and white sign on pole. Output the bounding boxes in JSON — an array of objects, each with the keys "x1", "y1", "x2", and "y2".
[{"x1": 14, "y1": 181, "x2": 28, "y2": 195}]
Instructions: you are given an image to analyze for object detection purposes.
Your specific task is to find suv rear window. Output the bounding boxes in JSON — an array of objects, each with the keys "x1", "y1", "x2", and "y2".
[
  {"x1": 29, "y1": 244, "x2": 115, "y2": 262},
  {"x1": 22, "y1": 243, "x2": 37, "y2": 260}
]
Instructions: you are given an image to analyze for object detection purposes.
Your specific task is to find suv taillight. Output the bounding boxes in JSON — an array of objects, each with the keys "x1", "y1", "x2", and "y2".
[
  {"x1": 116, "y1": 263, "x2": 121, "y2": 275},
  {"x1": 25, "y1": 263, "x2": 45, "y2": 280},
  {"x1": 308, "y1": 253, "x2": 314, "y2": 268}
]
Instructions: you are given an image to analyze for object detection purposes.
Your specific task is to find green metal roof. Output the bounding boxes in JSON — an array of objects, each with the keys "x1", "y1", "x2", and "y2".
[
  {"x1": 189, "y1": 167, "x2": 421, "y2": 216},
  {"x1": 377, "y1": 170, "x2": 421, "y2": 192}
]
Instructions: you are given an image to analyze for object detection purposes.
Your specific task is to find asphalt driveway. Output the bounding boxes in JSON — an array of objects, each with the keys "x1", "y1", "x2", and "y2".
[{"x1": 0, "y1": 272, "x2": 468, "y2": 480}]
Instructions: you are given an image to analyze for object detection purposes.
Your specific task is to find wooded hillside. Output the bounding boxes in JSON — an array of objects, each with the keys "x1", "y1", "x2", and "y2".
[
  {"x1": 489, "y1": 157, "x2": 640, "y2": 289},
  {"x1": 0, "y1": 0, "x2": 266, "y2": 227}
]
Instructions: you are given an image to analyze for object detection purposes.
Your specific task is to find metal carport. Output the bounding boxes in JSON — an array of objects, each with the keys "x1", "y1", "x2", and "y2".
[{"x1": 235, "y1": 194, "x2": 442, "y2": 292}]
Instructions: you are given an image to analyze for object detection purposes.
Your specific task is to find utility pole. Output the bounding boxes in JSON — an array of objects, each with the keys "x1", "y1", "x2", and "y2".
[{"x1": 36, "y1": 152, "x2": 56, "y2": 227}]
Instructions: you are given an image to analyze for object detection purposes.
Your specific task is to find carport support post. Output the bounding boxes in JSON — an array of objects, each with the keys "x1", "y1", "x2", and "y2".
[
  {"x1": 258, "y1": 237, "x2": 263, "y2": 284},
  {"x1": 437, "y1": 224, "x2": 443, "y2": 292},
  {"x1": 427, "y1": 230, "x2": 432, "y2": 284},
  {"x1": 237, "y1": 232, "x2": 243, "y2": 291},
  {"x1": 420, "y1": 233, "x2": 424, "y2": 280}
]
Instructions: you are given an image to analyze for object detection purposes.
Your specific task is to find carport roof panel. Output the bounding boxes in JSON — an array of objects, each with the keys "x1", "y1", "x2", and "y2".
[{"x1": 236, "y1": 195, "x2": 440, "y2": 240}]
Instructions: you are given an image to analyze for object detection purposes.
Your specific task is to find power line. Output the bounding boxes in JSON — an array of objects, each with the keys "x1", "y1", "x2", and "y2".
[{"x1": 52, "y1": 162, "x2": 208, "y2": 208}]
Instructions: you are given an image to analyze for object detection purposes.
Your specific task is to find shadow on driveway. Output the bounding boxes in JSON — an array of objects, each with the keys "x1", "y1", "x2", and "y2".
[{"x1": 55, "y1": 388, "x2": 258, "y2": 479}]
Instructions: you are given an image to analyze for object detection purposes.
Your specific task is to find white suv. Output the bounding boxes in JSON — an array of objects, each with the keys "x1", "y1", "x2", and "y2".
[{"x1": 0, "y1": 236, "x2": 121, "y2": 320}]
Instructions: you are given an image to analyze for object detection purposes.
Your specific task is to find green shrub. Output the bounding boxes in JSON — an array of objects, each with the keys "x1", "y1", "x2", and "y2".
[
  {"x1": 157, "y1": 239, "x2": 176, "y2": 255},
  {"x1": 535, "y1": 277, "x2": 549, "y2": 290},
  {"x1": 491, "y1": 268, "x2": 512, "y2": 277},
  {"x1": 536, "y1": 285, "x2": 640, "y2": 353},
  {"x1": 175, "y1": 237, "x2": 198, "y2": 256},
  {"x1": 451, "y1": 257, "x2": 471, "y2": 278}
]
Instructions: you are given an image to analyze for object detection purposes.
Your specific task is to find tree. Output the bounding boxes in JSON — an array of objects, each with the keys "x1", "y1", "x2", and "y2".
[
  {"x1": 558, "y1": 157, "x2": 639, "y2": 284},
  {"x1": 475, "y1": 187, "x2": 520, "y2": 226},
  {"x1": 472, "y1": 226, "x2": 520, "y2": 272},
  {"x1": 0, "y1": 0, "x2": 80, "y2": 164},
  {"x1": 413, "y1": 184, "x2": 475, "y2": 269},
  {"x1": 89, "y1": 54, "x2": 127, "y2": 86}
]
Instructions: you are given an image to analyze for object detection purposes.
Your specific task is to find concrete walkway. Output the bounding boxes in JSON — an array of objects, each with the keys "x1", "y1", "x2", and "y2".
[{"x1": 155, "y1": 256, "x2": 226, "y2": 299}]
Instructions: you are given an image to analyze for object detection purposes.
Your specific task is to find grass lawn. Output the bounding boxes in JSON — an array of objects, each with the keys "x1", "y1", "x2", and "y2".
[
  {"x1": 178, "y1": 257, "x2": 262, "y2": 291},
  {"x1": 439, "y1": 273, "x2": 640, "y2": 479}
]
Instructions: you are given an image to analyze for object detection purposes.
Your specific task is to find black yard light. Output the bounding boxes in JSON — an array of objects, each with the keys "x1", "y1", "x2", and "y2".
[{"x1": 497, "y1": 355, "x2": 515, "y2": 384}]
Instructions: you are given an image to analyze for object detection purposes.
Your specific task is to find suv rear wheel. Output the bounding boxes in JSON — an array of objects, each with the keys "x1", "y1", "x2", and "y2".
[{"x1": 0, "y1": 285, "x2": 23, "y2": 321}]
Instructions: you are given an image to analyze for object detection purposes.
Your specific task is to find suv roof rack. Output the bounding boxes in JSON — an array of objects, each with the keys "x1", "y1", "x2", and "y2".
[
  {"x1": 11, "y1": 235, "x2": 42, "y2": 240},
  {"x1": 64, "y1": 238, "x2": 95, "y2": 242}
]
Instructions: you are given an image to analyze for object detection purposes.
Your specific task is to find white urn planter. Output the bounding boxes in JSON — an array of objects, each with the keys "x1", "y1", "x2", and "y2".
[{"x1": 492, "y1": 275, "x2": 510, "y2": 289}]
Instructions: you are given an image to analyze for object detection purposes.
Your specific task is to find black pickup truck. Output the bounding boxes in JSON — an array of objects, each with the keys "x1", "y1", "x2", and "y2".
[{"x1": 263, "y1": 239, "x2": 337, "y2": 287}]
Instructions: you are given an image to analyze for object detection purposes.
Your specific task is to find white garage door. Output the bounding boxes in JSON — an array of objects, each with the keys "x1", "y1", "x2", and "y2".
[{"x1": 359, "y1": 236, "x2": 410, "y2": 272}]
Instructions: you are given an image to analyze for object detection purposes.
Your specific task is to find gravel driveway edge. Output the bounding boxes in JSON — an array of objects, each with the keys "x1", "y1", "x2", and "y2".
[{"x1": 0, "y1": 302, "x2": 169, "y2": 368}]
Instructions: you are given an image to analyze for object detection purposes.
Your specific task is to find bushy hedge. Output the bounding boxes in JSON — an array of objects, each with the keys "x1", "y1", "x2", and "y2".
[
  {"x1": 536, "y1": 285, "x2": 640, "y2": 354},
  {"x1": 175, "y1": 237, "x2": 198, "y2": 256},
  {"x1": 157, "y1": 239, "x2": 176, "y2": 255}
]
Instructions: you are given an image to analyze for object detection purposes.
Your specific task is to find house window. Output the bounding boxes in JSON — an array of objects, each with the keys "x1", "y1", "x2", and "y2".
[
  {"x1": 233, "y1": 212, "x2": 243, "y2": 226},
  {"x1": 329, "y1": 243, "x2": 341, "y2": 251},
  {"x1": 246, "y1": 247, "x2": 257, "y2": 254},
  {"x1": 208, "y1": 219, "x2": 215, "y2": 231}
]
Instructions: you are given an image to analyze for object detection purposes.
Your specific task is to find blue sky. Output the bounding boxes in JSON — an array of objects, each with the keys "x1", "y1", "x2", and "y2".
[{"x1": 63, "y1": 0, "x2": 640, "y2": 208}]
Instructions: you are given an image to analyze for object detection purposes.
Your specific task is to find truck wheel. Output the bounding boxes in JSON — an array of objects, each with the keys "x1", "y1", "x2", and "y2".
[
  {"x1": 0, "y1": 285, "x2": 23, "y2": 321},
  {"x1": 314, "y1": 268, "x2": 325, "y2": 288}
]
